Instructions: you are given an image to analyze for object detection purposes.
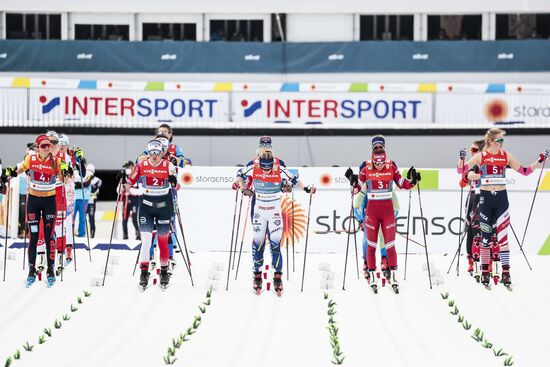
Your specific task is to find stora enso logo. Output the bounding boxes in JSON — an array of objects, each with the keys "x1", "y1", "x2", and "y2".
[{"x1": 40, "y1": 96, "x2": 61, "y2": 114}]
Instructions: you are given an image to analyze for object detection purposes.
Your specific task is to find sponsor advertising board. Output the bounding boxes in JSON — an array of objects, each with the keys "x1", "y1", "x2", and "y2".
[
  {"x1": 28, "y1": 89, "x2": 229, "y2": 127},
  {"x1": 231, "y1": 92, "x2": 433, "y2": 125},
  {"x1": 436, "y1": 94, "x2": 550, "y2": 126}
]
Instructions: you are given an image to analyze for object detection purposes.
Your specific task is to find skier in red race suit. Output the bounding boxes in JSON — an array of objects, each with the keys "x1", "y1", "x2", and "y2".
[
  {"x1": 126, "y1": 140, "x2": 179, "y2": 290},
  {"x1": 462, "y1": 128, "x2": 548, "y2": 288},
  {"x1": 349, "y1": 135, "x2": 420, "y2": 292}
]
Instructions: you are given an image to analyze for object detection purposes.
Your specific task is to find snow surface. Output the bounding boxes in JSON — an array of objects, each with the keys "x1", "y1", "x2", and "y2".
[{"x1": 0, "y1": 247, "x2": 549, "y2": 367}]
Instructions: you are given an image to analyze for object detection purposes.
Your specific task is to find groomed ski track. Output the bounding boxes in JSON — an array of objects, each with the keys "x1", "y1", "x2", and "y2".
[{"x1": 0, "y1": 249, "x2": 548, "y2": 367}]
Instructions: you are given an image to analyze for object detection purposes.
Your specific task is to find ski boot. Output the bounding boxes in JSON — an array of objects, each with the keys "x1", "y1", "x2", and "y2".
[
  {"x1": 139, "y1": 269, "x2": 150, "y2": 291},
  {"x1": 362, "y1": 262, "x2": 369, "y2": 280},
  {"x1": 64, "y1": 245, "x2": 73, "y2": 267},
  {"x1": 37, "y1": 253, "x2": 46, "y2": 274},
  {"x1": 253, "y1": 271, "x2": 262, "y2": 295},
  {"x1": 381, "y1": 257, "x2": 390, "y2": 287},
  {"x1": 159, "y1": 267, "x2": 170, "y2": 290},
  {"x1": 467, "y1": 256, "x2": 474, "y2": 275},
  {"x1": 501, "y1": 265, "x2": 512, "y2": 290},
  {"x1": 56, "y1": 253, "x2": 64, "y2": 276},
  {"x1": 46, "y1": 267, "x2": 56, "y2": 288},
  {"x1": 367, "y1": 269, "x2": 378, "y2": 294},
  {"x1": 388, "y1": 267, "x2": 399, "y2": 294},
  {"x1": 168, "y1": 257, "x2": 177, "y2": 276},
  {"x1": 26, "y1": 265, "x2": 37, "y2": 288},
  {"x1": 481, "y1": 271, "x2": 491, "y2": 289},
  {"x1": 273, "y1": 272, "x2": 283, "y2": 296}
]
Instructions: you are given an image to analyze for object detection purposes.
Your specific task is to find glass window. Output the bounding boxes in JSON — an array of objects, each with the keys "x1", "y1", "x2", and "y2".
[
  {"x1": 271, "y1": 14, "x2": 286, "y2": 42},
  {"x1": 142, "y1": 23, "x2": 197, "y2": 41},
  {"x1": 496, "y1": 14, "x2": 550, "y2": 39},
  {"x1": 75, "y1": 24, "x2": 130, "y2": 41},
  {"x1": 428, "y1": 15, "x2": 482, "y2": 40},
  {"x1": 360, "y1": 15, "x2": 414, "y2": 41},
  {"x1": 6, "y1": 13, "x2": 61, "y2": 39},
  {"x1": 210, "y1": 19, "x2": 263, "y2": 42}
]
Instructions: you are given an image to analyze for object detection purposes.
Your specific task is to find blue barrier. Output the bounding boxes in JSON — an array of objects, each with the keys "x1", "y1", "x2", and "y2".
[{"x1": 1, "y1": 40, "x2": 549, "y2": 73}]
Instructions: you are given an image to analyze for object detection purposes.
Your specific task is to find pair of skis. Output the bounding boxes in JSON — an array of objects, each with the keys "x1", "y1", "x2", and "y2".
[{"x1": 365, "y1": 270, "x2": 399, "y2": 295}]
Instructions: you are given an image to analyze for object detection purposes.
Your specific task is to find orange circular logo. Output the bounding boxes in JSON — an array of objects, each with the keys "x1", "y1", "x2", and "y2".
[
  {"x1": 181, "y1": 172, "x2": 193, "y2": 185},
  {"x1": 484, "y1": 99, "x2": 509, "y2": 123},
  {"x1": 319, "y1": 173, "x2": 332, "y2": 186}
]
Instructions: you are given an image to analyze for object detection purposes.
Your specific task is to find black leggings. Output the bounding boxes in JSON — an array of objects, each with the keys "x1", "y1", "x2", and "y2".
[
  {"x1": 122, "y1": 195, "x2": 140, "y2": 237},
  {"x1": 27, "y1": 194, "x2": 56, "y2": 268}
]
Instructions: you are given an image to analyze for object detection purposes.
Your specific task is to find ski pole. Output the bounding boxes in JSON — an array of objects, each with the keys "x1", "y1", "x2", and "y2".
[
  {"x1": 132, "y1": 241, "x2": 142, "y2": 276},
  {"x1": 102, "y1": 179, "x2": 123, "y2": 286},
  {"x1": 234, "y1": 196, "x2": 251, "y2": 281},
  {"x1": 231, "y1": 193, "x2": 244, "y2": 270},
  {"x1": 291, "y1": 190, "x2": 295, "y2": 272},
  {"x1": 519, "y1": 158, "x2": 546, "y2": 258},
  {"x1": 225, "y1": 189, "x2": 240, "y2": 291},
  {"x1": 342, "y1": 188, "x2": 353, "y2": 290},
  {"x1": 3, "y1": 178, "x2": 11, "y2": 282},
  {"x1": 509, "y1": 222, "x2": 532, "y2": 270},
  {"x1": 22, "y1": 192, "x2": 28, "y2": 270},
  {"x1": 351, "y1": 197, "x2": 359, "y2": 280},
  {"x1": 416, "y1": 183, "x2": 433, "y2": 289},
  {"x1": 174, "y1": 198, "x2": 194, "y2": 285},
  {"x1": 300, "y1": 193, "x2": 313, "y2": 292},
  {"x1": 76, "y1": 157, "x2": 92, "y2": 261},
  {"x1": 446, "y1": 209, "x2": 471, "y2": 275},
  {"x1": 403, "y1": 190, "x2": 412, "y2": 280},
  {"x1": 455, "y1": 165, "x2": 465, "y2": 276},
  {"x1": 172, "y1": 226, "x2": 193, "y2": 286}
]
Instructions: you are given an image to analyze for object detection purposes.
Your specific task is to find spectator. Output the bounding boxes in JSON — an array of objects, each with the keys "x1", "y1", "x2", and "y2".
[
  {"x1": 87, "y1": 164, "x2": 102, "y2": 238},
  {"x1": 74, "y1": 158, "x2": 93, "y2": 237}
]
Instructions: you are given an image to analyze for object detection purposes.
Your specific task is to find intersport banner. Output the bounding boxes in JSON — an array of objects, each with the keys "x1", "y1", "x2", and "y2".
[
  {"x1": 231, "y1": 92, "x2": 433, "y2": 125},
  {"x1": 175, "y1": 167, "x2": 550, "y2": 256},
  {"x1": 436, "y1": 93, "x2": 550, "y2": 126},
  {"x1": 28, "y1": 89, "x2": 230, "y2": 127}
]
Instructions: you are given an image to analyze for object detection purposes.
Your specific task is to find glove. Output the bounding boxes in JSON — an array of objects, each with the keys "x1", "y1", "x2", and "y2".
[
  {"x1": 281, "y1": 180, "x2": 293, "y2": 193},
  {"x1": 406, "y1": 166, "x2": 416, "y2": 181},
  {"x1": 75, "y1": 148, "x2": 84, "y2": 160},
  {"x1": 539, "y1": 148, "x2": 550, "y2": 163},
  {"x1": 459, "y1": 148, "x2": 466, "y2": 160},
  {"x1": 350, "y1": 174, "x2": 358, "y2": 187},
  {"x1": 344, "y1": 167, "x2": 354, "y2": 181},
  {"x1": 231, "y1": 182, "x2": 240, "y2": 190},
  {"x1": 168, "y1": 175, "x2": 178, "y2": 187},
  {"x1": 242, "y1": 189, "x2": 253, "y2": 197},
  {"x1": 411, "y1": 172, "x2": 421, "y2": 185},
  {"x1": 170, "y1": 157, "x2": 178, "y2": 166},
  {"x1": 4, "y1": 166, "x2": 17, "y2": 178},
  {"x1": 304, "y1": 185, "x2": 316, "y2": 194}
]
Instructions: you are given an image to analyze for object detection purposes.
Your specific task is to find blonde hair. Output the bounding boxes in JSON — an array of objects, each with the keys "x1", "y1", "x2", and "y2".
[{"x1": 484, "y1": 128, "x2": 506, "y2": 147}]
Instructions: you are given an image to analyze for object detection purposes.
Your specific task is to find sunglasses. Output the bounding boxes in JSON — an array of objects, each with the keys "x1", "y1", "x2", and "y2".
[
  {"x1": 373, "y1": 144, "x2": 384, "y2": 150},
  {"x1": 39, "y1": 143, "x2": 51, "y2": 149},
  {"x1": 259, "y1": 143, "x2": 272, "y2": 149},
  {"x1": 49, "y1": 140, "x2": 59, "y2": 145},
  {"x1": 149, "y1": 150, "x2": 162, "y2": 156},
  {"x1": 495, "y1": 138, "x2": 504, "y2": 143},
  {"x1": 470, "y1": 147, "x2": 479, "y2": 153}
]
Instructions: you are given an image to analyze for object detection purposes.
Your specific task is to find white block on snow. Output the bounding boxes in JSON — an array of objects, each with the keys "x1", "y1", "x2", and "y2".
[
  {"x1": 208, "y1": 270, "x2": 221, "y2": 281},
  {"x1": 205, "y1": 280, "x2": 219, "y2": 291},
  {"x1": 212, "y1": 262, "x2": 225, "y2": 272},
  {"x1": 7, "y1": 251, "x2": 17, "y2": 260},
  {"x1": 421, "y1": 262, "x2": 435, "y2": 271},
  {"x1": 320, "y1": 279, "x2": 334, "y2": 289},
  {"x1": 320, "y1": 271, "x2": 335, "y2": 280},
  {"x1": 90, "y1": 277, "x2": 103, "y2": 287},
  {"x1": 318, "y1": 262, "x2": 331, "y2": 271},
  {"x1": 108, "y1": 255, "x2": 120, "y2": 266},
  {"x1": 100, "y1": 266, "x2": 114, "y2": 276}
]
